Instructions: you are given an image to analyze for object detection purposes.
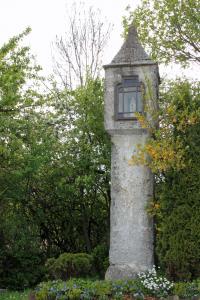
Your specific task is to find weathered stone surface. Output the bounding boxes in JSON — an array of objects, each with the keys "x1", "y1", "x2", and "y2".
[
  {"x1": 105, "y1": 134, "x2": 154, "y2": 279},
  {"x1": 104, "y1": 64, "x2": 159, "y2": 135},
  {"x1": 105, "y1": 264, "x2": 138, "y2": 280},
  {"x1": 104, "y1": 25, "x2": 159, "y2": 280},
  {"x1": 111, "y1": 26, "x2": 150, "y2": 64}
]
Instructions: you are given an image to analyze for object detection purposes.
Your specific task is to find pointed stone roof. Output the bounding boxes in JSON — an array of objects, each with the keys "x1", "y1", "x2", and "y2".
[{"x1": 104, "y1": 25, "x2": 154, "y2": 68}]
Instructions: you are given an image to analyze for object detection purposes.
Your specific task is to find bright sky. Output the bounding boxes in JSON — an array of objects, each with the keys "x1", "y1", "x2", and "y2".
[
  {"x1": 0, "y1": 0, "x2": 198, "y2": 80},
  {"x1": 0, "y1": 0, "x2": 140, "y2": 74}
]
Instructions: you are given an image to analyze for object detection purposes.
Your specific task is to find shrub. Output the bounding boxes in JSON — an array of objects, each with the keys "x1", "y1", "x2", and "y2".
[
  {"x1": 0, "y1": 290, "x2": 30, "y2": 300},
  {"x1": 91, "y1": 244, "x2": 109, "y2": 277},
  {"x1": 45, "y1": 253, "x2": 93, "y2": 280},
  {"x1": 0, "y1": 211, "x2": 45, "y2": 290},
  {"x1": 173, "y1": 280, "x2": 200, "y2": 298},
  {"x1": 0, "y1": 247, "x2": 44, "y2": 290}
]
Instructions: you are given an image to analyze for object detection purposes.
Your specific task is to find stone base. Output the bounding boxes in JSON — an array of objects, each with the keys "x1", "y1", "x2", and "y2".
[{"x1": 105, "y1": 265, "x2": 138, "y2": 280}]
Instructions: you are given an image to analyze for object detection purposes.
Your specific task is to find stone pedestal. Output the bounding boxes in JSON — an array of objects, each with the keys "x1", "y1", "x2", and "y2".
[{"x1": 105, "y1": 133, "x2": 154, "y2": 280}]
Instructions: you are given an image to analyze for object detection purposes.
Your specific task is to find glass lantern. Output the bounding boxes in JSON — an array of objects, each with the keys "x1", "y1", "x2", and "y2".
[{"x1": 116, "y1": 76, "x2": 143, "y2": 120}]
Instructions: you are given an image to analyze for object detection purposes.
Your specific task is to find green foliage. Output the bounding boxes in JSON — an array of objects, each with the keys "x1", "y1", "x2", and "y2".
[
  {"x1": 35, "y1": 275, "x2": 174, "y2": 300},
  {"x1": 124, "y1": 0, "x2": 200, "y2": 65},
  {"x1": 26, "y1": 78, "x2": 111, "y2": 257},
  {"x1": 0, "y1": 29, "x2": 110, "y2": 288},
  {"x1": 0, "y1": 29, "x2": 47, "y2": 289},
  {"x1": 156, "y1": 170, "x2": 200, "y2": 280},
  {"x1": 34, "y1": 279, "x2": 117, "y2": 300},
  {"x1": 45, "y1": 253, "x2": 93, "y2": 280},
  {"x1": 0, "y1": 290, "x2": 30, "y2": 300},
  {"x1": 131, "y1": 80, "x2": 200, "y2": 173},
  {"x1": 40, "y1": 78, "x2": 111, "y2": 255},
  {"x1": 152, "y1": 81, "x2": 200, "y2": 281},
  {"x1": 173, "y1": 280, "x2": 200, "y2": 298},
  {"x1": 130, "y1": 78, "x2": 200, "y2": 281},
  {"x1": 91, "y1": 244, "x2": 109, "y2": 278}
]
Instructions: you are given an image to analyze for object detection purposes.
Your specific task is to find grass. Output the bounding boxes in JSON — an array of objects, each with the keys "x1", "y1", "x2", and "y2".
[{"x1": 0, "y1": 290, "x2": 30, "y2": 300}]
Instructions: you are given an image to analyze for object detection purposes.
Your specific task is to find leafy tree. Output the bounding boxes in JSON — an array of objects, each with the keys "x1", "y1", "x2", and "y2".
[
  {"x1": 131, "y1": 80, "x2": 200, "y2": 173},
  {"x1": 154, "y1": 81, "x2": 200, "y2": 280},
  {"x1": 21, "y1": 78, "x2": 111, "y2": 257},
  {"x1": 0, "y1": 28, "x2": 48, "y2": 289},
  {"x1": 131, "y1": 79, "x2": 200, "y2": 280},
  {"x1": 0, "y1": 28, "x2": 111, "y2": 289},
  {"x1": 124, "y1": 0, "x2": 200, "y2": 65},
  {"x1": 0, "y1": 3, "x2": 112, "y2": 288}
]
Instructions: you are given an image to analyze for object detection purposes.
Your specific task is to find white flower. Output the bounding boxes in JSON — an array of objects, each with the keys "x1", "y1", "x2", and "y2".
[{"x1": 137, "y1": 266, "x2": 173, "y2": 297}]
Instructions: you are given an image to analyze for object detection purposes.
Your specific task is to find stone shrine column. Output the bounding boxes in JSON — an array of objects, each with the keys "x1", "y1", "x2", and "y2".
[{"x1": 104, "y1": 26, "x2": 159, "y2": 280}]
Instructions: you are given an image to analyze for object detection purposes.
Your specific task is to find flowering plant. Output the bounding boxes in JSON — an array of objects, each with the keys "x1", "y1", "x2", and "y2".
[{"x1": 137, "y1": 266, "x2": 173, "y2": 298}]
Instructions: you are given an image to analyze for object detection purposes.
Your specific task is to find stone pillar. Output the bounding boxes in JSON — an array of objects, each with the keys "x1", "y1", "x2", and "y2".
[{"x1": 104, "y1": 26, "x2": 159, "y2": 280}]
